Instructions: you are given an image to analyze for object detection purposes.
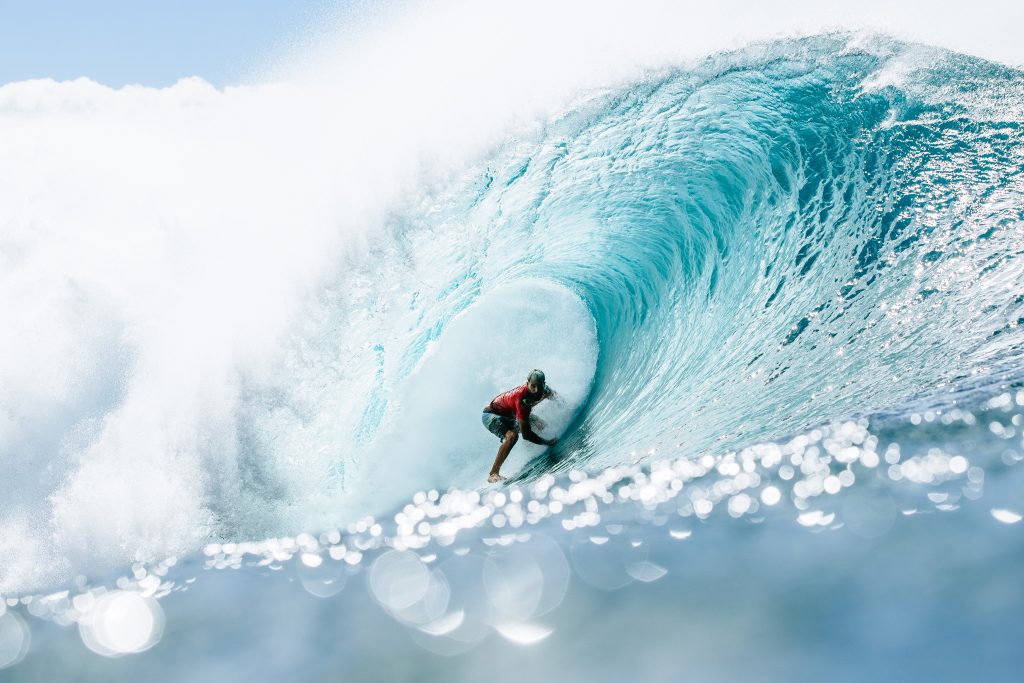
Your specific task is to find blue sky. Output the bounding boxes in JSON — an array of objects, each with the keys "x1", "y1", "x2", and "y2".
[
  {"x1": 0, "y1": 0, "x2": 338, "y2": 87},
  {"x1": 2, "y1": 1, "x2": 1022, "y2": 90}
]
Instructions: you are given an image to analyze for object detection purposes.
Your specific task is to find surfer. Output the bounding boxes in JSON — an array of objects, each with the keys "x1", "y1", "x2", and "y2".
[{"x1": 482, "y1": 369, "x2": 558, "y2": 483}]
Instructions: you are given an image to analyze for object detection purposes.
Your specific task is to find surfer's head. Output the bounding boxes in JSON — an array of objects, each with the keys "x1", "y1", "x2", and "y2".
[{"x1": 525, "y1": 369, "x2": 547, "y2": 402}]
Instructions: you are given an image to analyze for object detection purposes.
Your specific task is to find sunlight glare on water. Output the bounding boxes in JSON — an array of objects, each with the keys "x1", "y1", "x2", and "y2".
[{"x1": 78, "y1": 591, "x2": 164, "y2": 657}]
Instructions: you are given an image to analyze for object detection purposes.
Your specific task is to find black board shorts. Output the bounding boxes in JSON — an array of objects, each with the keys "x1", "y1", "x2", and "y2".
[{"x1": 481, "y1": 411, "x2": 518, "y2": 440}]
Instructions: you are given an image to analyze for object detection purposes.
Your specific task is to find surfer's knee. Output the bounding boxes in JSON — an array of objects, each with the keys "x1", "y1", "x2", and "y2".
[{"x1": 504, "y1": 430, "x2": 518, "y2": 444}]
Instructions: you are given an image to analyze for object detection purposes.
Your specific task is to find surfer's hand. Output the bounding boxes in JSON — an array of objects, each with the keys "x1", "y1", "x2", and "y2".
[{"x1": 546, "y1": 437, "x2": 559, "y2": 447}]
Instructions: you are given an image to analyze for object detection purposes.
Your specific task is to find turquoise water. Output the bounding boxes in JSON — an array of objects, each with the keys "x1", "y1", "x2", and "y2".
[{"x1": 2, "y1": 34, "x2": 1024, "y2": 681}]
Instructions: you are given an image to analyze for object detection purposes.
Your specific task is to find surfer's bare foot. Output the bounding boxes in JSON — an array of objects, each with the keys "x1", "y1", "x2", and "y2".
[{"x1": 488, "y1": 472, "x2": 507, "y2": 483}]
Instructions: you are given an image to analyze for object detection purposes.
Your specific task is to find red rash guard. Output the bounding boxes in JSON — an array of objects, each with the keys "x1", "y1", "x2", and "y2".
[{"x1": 487, "y1": 384, "x2": 536, "y2": 421}]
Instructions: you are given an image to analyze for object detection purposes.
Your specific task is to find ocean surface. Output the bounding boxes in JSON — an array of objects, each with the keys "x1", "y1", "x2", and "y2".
[{"x1": 1, "y1": 28, "x2": 1023, "y2": 682}]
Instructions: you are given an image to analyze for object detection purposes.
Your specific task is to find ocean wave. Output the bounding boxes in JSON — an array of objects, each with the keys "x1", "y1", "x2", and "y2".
[{"x1": 1, "y1": 34, "x2": 1022, "y2": 598}]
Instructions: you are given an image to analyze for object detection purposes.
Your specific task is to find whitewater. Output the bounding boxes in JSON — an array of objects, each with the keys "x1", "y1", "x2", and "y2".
[{"x1": 1, "y1": 1, "x2": 1024, "y2": 679}]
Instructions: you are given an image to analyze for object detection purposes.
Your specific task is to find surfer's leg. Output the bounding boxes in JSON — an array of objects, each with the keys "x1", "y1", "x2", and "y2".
[{"x1": 489, "y1": 430, "x2": 518, "y2": 482}]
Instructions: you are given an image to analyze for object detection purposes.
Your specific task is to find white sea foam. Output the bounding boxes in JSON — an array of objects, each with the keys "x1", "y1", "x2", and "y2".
[{"x1": 0, "y1": 27, "x2": 601, "y2": 590}]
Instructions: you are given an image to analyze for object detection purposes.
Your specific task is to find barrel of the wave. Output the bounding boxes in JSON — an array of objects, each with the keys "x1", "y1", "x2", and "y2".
[{"x1": 328, "y1": 278, "x2": 596, "y2": 524}]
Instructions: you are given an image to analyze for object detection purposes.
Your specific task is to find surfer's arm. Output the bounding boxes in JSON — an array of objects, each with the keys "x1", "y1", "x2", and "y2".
[{"x1": 519, "y1": 419, "x2": 556, "y2": 447}]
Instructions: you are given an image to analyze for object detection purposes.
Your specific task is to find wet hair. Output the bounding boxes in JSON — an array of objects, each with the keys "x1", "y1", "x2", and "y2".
[{"x1": 527, "y1": 369, "x2": 546, "y2": 388}]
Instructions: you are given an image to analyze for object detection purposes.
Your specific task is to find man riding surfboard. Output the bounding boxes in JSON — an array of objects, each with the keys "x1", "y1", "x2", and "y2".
[{"x1": 481, "y1": 369, "x2": 558, "y2": 483}]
